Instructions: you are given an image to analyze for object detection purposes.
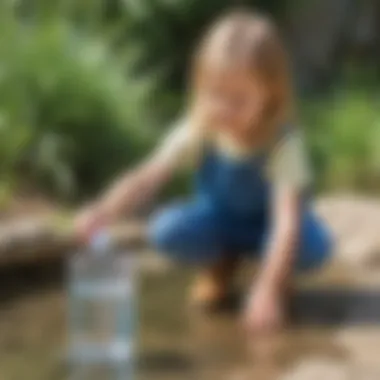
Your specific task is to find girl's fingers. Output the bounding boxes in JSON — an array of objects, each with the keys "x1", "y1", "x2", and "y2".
[
  {"x1": 244, "y1": 313, "x2": 261, "y2": 335},
  {"x1": 75, "y1": 210, "x2": 101, "y2": 245},
  {"x1": 244, "y1": 312, "x2": 281, "y2": 336}
]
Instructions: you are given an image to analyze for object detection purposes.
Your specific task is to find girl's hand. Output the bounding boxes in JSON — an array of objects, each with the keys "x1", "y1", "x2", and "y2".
[
  {"x1": 75, "y1": 203, "x2": 109, "y2": 243},
  {"x1": 243, "y1": 282, "x2": 285, "y2": 335}
]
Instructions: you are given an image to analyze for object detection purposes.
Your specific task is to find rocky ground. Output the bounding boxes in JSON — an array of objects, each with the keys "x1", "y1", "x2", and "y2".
[
  {"x1": 316, "y1": 195, "x2": 380, "y2": 269},
  {"x1": 0, "y1": 194, "x2": 379, "y2": 380}
]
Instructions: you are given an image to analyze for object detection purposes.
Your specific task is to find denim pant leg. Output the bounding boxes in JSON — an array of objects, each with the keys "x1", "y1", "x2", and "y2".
[
  {"x1": 243, "y1": 211, "x2": 332, "y2": 271},
  {"x1": 296, "y1": 211, "x2": 333, "y2": 271},
  {"x1": 148, "y1": 201, "x2": 223, "y2": 264}
]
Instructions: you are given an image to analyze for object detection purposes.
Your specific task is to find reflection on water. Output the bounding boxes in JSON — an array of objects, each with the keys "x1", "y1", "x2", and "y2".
[
  {"x1": 0, "y1": 260, "x2": 380, "y2": 379},
  {"x1": 139, "y1": 266, "x2": 347, "y2": 380}
]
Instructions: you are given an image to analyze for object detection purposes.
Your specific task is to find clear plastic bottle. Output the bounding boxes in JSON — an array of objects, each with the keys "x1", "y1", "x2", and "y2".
[{"x1": 67, "y1": 232, "x2": 136, "y2": 380}]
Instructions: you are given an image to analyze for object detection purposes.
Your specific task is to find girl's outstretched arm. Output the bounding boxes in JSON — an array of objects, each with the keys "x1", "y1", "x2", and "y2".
[
  {"x1": 76, "y1": 120, "x2": 196, "y2": 236},
  {"x1": 244, "y1": 131, "x2": 310, "y2": 333},
  {"x1": 257, "y1": 187, "x2": 300, "y2": 292},
  {"x1": 244, "y1": 187, "x2": 300, "y2": 333},
  {"x1": 99, "y1": 148, "x2": 178, "y2": 220}
]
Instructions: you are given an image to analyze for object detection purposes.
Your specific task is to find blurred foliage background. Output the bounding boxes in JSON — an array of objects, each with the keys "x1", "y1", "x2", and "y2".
[{"x1": 0, "y1": 0, "x2": 379, "y2": 206}]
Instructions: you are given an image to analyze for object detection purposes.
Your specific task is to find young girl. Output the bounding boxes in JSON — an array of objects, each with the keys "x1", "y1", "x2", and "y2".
[{"x1": 77, "y1": 10, "x2": 332, "y2": 333}]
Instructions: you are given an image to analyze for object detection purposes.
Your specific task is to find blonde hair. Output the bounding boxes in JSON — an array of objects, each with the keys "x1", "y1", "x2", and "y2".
[{"x1": 189, "y1": 9, "x2": 295, "y2": 145}]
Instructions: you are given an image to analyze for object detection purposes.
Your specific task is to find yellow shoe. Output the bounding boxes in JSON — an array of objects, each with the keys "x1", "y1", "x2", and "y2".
[{"x1": 189, "y1": 256, "x2": 240, "y2": 311}]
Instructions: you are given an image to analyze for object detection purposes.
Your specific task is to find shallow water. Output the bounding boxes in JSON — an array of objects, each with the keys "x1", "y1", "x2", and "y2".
[
  {"x1": 138, "y1": 266, "x2": 349, "y2": 380},
  {"x1": 0, "y1": 259, "x2": 380, "y2": 380}
]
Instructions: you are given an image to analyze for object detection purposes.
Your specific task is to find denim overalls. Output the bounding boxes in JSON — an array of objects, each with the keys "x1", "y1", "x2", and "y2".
[{"x1": 149, "y1": 133, "x2": 332, "y2": 271}]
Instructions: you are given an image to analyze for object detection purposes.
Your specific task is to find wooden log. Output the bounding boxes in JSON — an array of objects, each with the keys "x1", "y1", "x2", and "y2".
[{"x1": 0, "y1": 217, "x2": 147, "y2": 266}]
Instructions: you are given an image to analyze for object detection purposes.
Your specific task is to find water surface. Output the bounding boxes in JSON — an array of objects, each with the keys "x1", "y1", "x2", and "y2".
[{"x1": 0, "y1": 259, "x2": 379, "y2": 380}]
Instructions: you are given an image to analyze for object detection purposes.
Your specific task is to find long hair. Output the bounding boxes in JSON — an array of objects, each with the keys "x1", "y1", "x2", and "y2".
[{"x1": 188, "y1": 9, "x2": 295, "y2": 145}]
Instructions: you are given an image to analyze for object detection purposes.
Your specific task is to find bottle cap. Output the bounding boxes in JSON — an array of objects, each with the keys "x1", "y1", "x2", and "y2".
[{"x1": 90, "y1": 229, "x2": 112, "y2": 254}]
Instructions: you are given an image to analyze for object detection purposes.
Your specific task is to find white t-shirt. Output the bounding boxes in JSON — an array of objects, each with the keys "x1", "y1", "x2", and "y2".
[{"x1": 155, "y1": 118, "x2": 311, "y2": 189}]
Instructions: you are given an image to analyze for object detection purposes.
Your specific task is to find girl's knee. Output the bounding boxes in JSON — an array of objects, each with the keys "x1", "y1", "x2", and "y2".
[
  {"x1": 148, "y1": 206, "x2": 184, "y2": 254},
  {"x1": 148, "y1": 202, "x2": 221, "y2": 263},
  {"x1": 297, "y1": 214, "x2": 333, "y2": 271}
]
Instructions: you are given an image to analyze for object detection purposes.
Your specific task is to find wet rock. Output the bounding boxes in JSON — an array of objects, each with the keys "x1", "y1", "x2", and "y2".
[
  {"x1": 279, "y1": 358, "x2": 348, "y2": 380},
  {"x1": 0, "y1": 195, "x2": 379, "y2": 270},
  {"x1": 316, "y1": 196, "x2": 380, "y2": 268},
  {"x1": 0, "y1": 218, "x2": 147, "y2": 265},
  {"x1": 334, "y1": 328, "x2": 380, "y2": 367}
]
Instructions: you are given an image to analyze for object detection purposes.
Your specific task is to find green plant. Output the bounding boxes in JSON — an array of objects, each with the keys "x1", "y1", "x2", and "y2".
[
  {"x1": 0, "y1": 5, "x2": 157, "y2": 200},
  {"x1": 302, "y1": 87, "x2": 380, "y2": 193}
]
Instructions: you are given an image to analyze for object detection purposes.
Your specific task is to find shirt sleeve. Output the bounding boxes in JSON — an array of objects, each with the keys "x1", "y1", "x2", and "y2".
[
  {"x1": 267, "y1": 130, "x2": 311, "y2": 190},
  {"x1": 154, "y1": 118, "x2": 201, "y2": 170}
]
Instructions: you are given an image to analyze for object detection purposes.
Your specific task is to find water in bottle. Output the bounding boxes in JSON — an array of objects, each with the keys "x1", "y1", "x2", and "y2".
[{"x1": 67, "y1": 233, "x2": 136, "y2": 380}]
